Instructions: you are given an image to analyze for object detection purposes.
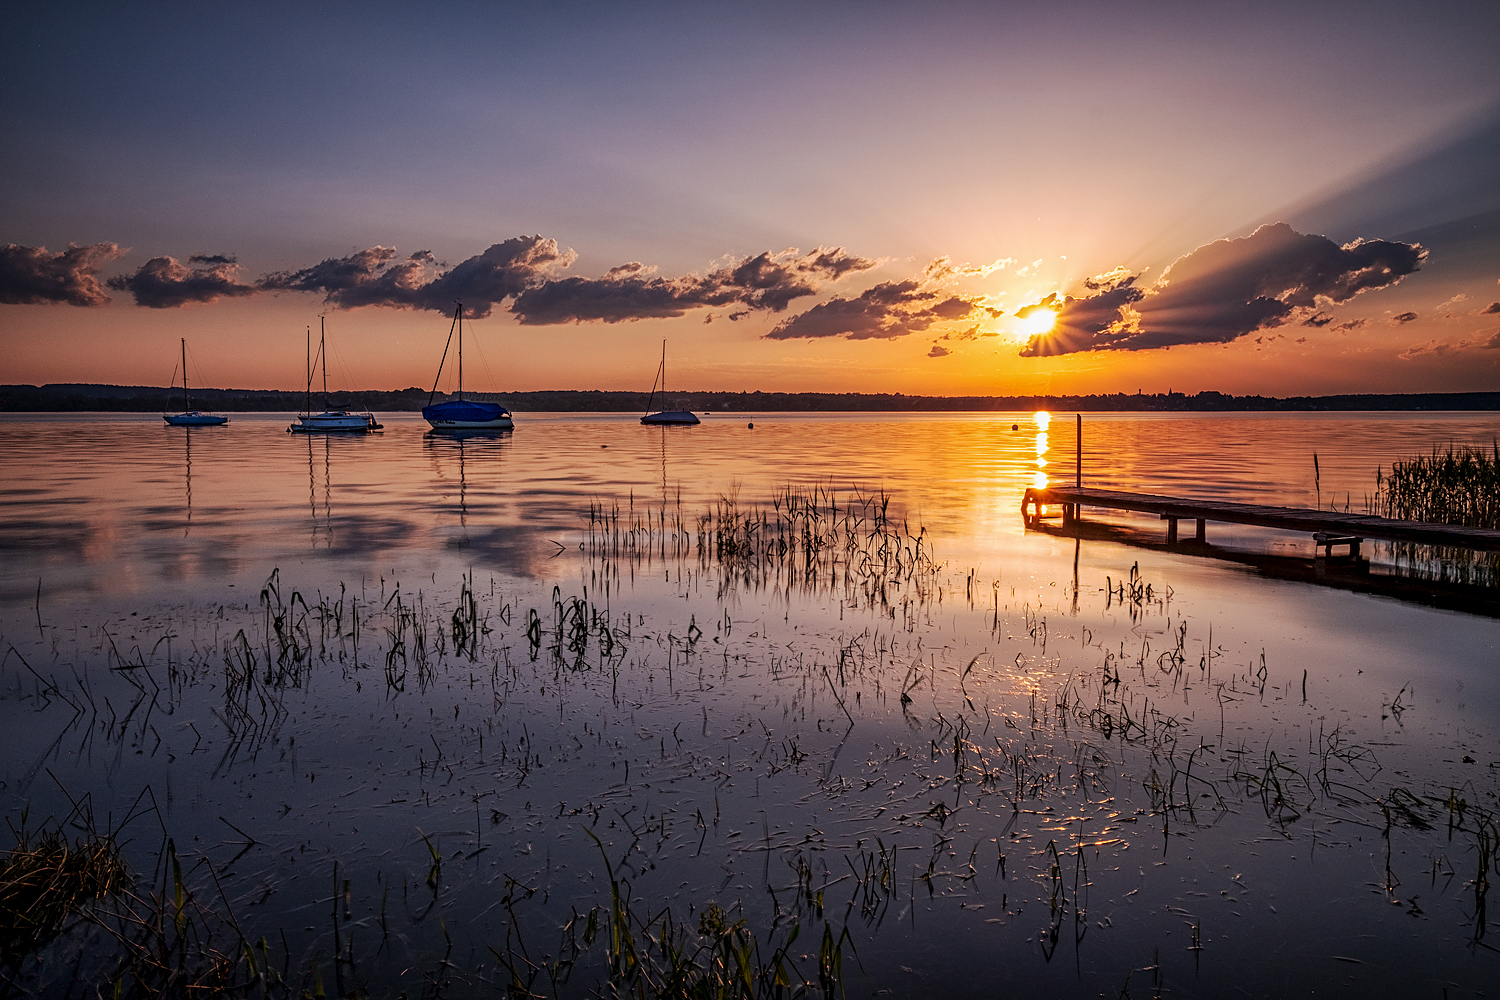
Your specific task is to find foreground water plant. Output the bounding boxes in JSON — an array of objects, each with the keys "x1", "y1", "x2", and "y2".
[
  {"x1": 4, "y1": 478, "x2": 1499, "y2": 998},
  {"x1": 1374, "y1": 442, "x2": 1500, "y2": 529}
]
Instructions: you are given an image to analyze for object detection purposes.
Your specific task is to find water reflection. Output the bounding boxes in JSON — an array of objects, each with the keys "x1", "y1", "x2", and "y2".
[
  {"x1": 307, "y1": 433, "x2": 330, "y2": 548},
  {"x1": 1032, "y1": 410, "x2": 1050, "y2": 491},
  {"x1": 423, "y1": 428, "x2": 512, "y2": 538},
  {"x1": 4, "y1": 411, "x2": 1496, "y2": 603},
  {"x1": 174, "y1": 425, "x2": 194, "y2": 536},
  {"x1": 1033, "y1": 515, "x2": 1500, "y2": 617}
]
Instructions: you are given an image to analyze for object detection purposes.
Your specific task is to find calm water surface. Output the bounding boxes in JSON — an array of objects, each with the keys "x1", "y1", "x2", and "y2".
[{"x1": 2, "y1": 411, "x2": 1497, "y2": 997}]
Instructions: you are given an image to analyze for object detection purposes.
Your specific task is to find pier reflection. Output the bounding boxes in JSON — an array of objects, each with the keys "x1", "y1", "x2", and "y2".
[{"x1": 1031, "y1": 517, "x2": 1500, "y2": 618}]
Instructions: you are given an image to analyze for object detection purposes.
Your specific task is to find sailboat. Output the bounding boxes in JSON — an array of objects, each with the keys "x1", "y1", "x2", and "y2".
[
  {"x1": 640, "y1": 340, "x2": 699, "y2": 425},
  {"x1": 422, "y1": 303, "x2": 514, "y2": 431},
  {"x1": 288, "y1": 318, "x2": 381, "y2": 433},
  {"x1": 163, "y1": 338, "x2": 228, "y2": 426}
]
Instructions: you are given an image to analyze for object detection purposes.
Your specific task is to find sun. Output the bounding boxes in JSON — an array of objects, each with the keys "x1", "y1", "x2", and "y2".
[{"x1": 1016, "y1": 307, "x2": 1057, "y2": 338}]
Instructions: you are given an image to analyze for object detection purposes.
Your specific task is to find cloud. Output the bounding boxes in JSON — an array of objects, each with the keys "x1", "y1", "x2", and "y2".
[
  {"x1": 764, "y1": 279, "x2": 996, "y2": 341},
  {"x1": 1302, "y1": 311, "x2": 1334, "y2": 327},
  {"x1": 1390, "y1": 311, "x2": 1418, "y2": 324},
  {"x1": 1398, "y1": 339, "x2": 1462, "y2": 359},
  {"x1": 107, "y1": 253, "x2": 257, "y2": 308},
  {"x1": 261, "y1": 236, "x2": 576, "y2": 318},
  {"x1": 1483, "y1": 301, "x2": 1500, "y2": 314},
  {"x1": 1333, "y1": 318, "x2": 1368, "y2": 332},
  {"x1": 0, "y1": 242, "x2": 125, "y2": 306},
  {"x1": 509, "y1": 247, "x2": 876, "y2": 325},
  {"x1": 1012, "y1": 272, "x2": 1145, "y2": 357},
  {"x1": 1398, "y1": 329, "x2": 1500, "y2": 358},
  {"x1": 923, "y1": 256, "x2": 1014, "y2": 283},
  {"x1": 1017, "y1": 223, "x2": 1427, "y2": 356},
  {"x1": 927, "y1": 344, "x2": 951, "y2": 357}
]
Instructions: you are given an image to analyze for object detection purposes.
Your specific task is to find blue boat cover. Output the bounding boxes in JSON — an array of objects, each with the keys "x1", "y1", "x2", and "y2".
[{"x1": 423, "y1": 399, "x2": 509, "y2": 422}]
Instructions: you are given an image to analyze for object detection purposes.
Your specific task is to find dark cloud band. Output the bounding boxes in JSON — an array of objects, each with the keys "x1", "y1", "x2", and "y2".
[
  {"x1": 0, "y1": 242, "x2": 124, "y2": 306},
  {"x1": 1018, "y1": 223, "x2": 1426, "y2": 356},
  {"x1": 509, "y1": 247, "x2": 877, "y2": 325},
  {"x1": 764, "y1": 277, "x2": 999, "y2": 341},
  {"x1": 109, "y1": 254, "x2": 257, "y2": 308},
  {"x1": 260, "y1": 236, "x2": 575, "y2": 318}
]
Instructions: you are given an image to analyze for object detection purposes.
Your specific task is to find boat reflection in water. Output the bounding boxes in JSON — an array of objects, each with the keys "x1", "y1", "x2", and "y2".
[
  {"x1": 177, "y1": 423, "x2": 195, "y2": 535},
  {"x1": 424, "y1": 427, "x2": 511, "y2": 533}
]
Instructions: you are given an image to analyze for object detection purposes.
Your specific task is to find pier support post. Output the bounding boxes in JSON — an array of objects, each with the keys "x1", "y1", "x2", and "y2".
[
  {"x1": 1164, "y1": 516, "x2": 1178, "y2": 545},
  {"x1": 1195, "y1": 518, "x2": 1206, "y2": 543}
]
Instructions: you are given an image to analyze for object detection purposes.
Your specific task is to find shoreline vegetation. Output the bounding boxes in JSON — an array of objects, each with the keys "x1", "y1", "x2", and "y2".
[{"x1": 4, "y1": 384, "x2": 1500, "y2": 414}]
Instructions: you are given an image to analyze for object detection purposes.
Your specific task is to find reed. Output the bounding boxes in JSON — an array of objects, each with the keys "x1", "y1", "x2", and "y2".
[
  {"x1": 1373, "y1": 442, "x2": 1500, "y2": 528},
  {"x1": 1, "y1": 817, "x2": 128, "y2": 977}
]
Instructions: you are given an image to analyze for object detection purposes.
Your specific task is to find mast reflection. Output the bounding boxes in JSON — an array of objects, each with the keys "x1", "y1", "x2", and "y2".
[
  {"x1": 181, "y1": 425, "x2": 193, "y2": 535},
  {"x1": 424, "y1": 428, "x2": 511, "y2": 537},
  {"x1": 307, "y1": 433, "x2": 331, "y2": 548}
]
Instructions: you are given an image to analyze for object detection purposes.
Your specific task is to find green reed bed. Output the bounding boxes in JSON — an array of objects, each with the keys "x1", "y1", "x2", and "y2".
[
  {"x1": 1374, "y1": 442, "x2": 1500, "y2": 529},
  {"x1": 1370, "y1": 443, "x2": 1500, "y2": 586}
]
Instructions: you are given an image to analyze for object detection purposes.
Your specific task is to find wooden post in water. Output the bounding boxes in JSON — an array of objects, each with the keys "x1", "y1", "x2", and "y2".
[{"x1": 1075, "y1": 413, "x2": 1081, "y2": 488}]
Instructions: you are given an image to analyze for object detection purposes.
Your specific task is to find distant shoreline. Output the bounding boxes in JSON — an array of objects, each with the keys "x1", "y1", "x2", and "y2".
[{"x1": 3, "y1": 384, "x2": 1499, "y2": 413}]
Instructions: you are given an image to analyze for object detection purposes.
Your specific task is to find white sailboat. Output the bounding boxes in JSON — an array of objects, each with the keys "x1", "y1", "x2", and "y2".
[
  {"x1": 640, "y1": 340, "x2": 699, "y2": 425},
  {"x1": 163, "y1": 338, "x2": 228, "y2": 426},
  {"x1": 288, "y1": 318, "x2": 381, "y2": 433}
]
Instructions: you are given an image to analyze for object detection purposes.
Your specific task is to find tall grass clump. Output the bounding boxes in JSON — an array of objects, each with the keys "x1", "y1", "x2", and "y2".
[
  {"x1": 1, "y1": 820, "x2": 127, "y2": 977},
  {"x1": 1374, "y1": 442, "x2": 1500, "y2": 529},
  {"x1": 585, "y1": 485, "x2": 937, "y2": 608}
]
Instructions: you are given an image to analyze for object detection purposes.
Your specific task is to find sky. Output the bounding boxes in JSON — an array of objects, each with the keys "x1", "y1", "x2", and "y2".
[{"x1": 3, "y1": 0, "x2": 1499, "y2": 397}]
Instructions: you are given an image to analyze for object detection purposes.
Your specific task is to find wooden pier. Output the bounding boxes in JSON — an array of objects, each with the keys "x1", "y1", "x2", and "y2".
[{"x1": 1021, "y1": 485, "x2": 1500, "y2": 553}]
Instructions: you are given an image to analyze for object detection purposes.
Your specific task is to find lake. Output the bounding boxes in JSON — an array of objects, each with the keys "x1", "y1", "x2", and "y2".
[{"x1": 2, "y1": 410, "x2": 1497, "y2": 998}]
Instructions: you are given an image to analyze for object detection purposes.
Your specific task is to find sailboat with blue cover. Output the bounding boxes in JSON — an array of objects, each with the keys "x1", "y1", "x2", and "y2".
[
  {"x1": 423, "y1": 303, "x2": 513, "y2": 431},
  {"x1": 640, "y1": 340, "x2": 699, "y2": 425},
  {"x1": 163, "y1": 338, "x2": 228, "y2": 426}
]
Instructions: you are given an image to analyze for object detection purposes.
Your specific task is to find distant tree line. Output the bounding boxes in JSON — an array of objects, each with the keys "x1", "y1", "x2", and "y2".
[{"x1": 3, "y1": 383, "x2": 1498, "y2": 413}]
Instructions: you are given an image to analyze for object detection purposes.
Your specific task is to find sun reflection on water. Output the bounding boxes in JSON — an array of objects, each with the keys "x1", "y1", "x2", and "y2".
[{"x1": 1033, "y1": 410, "x2": 1050, "y2": 490}]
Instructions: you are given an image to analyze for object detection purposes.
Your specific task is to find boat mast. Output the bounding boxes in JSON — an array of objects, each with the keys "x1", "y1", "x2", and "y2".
[
  {"x1": 320, "y1": 316, "x2": 329, "y2": 410},
  {"x1": 457, "y1": 303, "x2": 463, "y2": 401},
  {"x1": 181, "y1": 338, "x2": 189, "y2": 413},
  {"x1": 305, "y1": 326, "x2": 312, "y2": 415}
]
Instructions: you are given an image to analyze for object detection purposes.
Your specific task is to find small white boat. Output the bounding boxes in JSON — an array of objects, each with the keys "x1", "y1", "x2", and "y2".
[
  {"x1": 291, "y1": 409, "x2": 381, "y2": 433},
  {"x1": 288, "y1": 319, "x2": 381, "y2": 433},
  {"x1": 422, "y1": 303, "x2": 513, "y2": 431},
  {"x1": 163, "y1": 338, "x2": 228, "y2": 426},
  {"x1": 640, "y1": 340, "x2": 699, "y2": 426}
]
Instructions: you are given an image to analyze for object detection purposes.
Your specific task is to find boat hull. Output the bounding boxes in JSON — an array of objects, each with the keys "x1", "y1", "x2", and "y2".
[
  {"x1": 423, "y1": 399, "x2": 513, "y2": 430},
  {"x1": 289, "y1": 411, "x2": 381, "y2": 433},
  {"x1": 163, "y1": 411, "x2": 229, "y2": 426},
  {"x1": 641, "y1": 410, "x2": 700, "y2": 425}
]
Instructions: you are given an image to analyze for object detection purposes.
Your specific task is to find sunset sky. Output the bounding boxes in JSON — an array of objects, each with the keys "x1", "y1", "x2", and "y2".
[{"x1": 3, "y1": 1, "x2": 1499, "y2": 397}]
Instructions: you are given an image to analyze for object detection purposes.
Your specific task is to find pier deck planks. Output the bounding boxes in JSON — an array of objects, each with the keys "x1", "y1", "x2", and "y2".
[{"x1": 1022, "y1": 485, "x2": 1500, "y2": 551}]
